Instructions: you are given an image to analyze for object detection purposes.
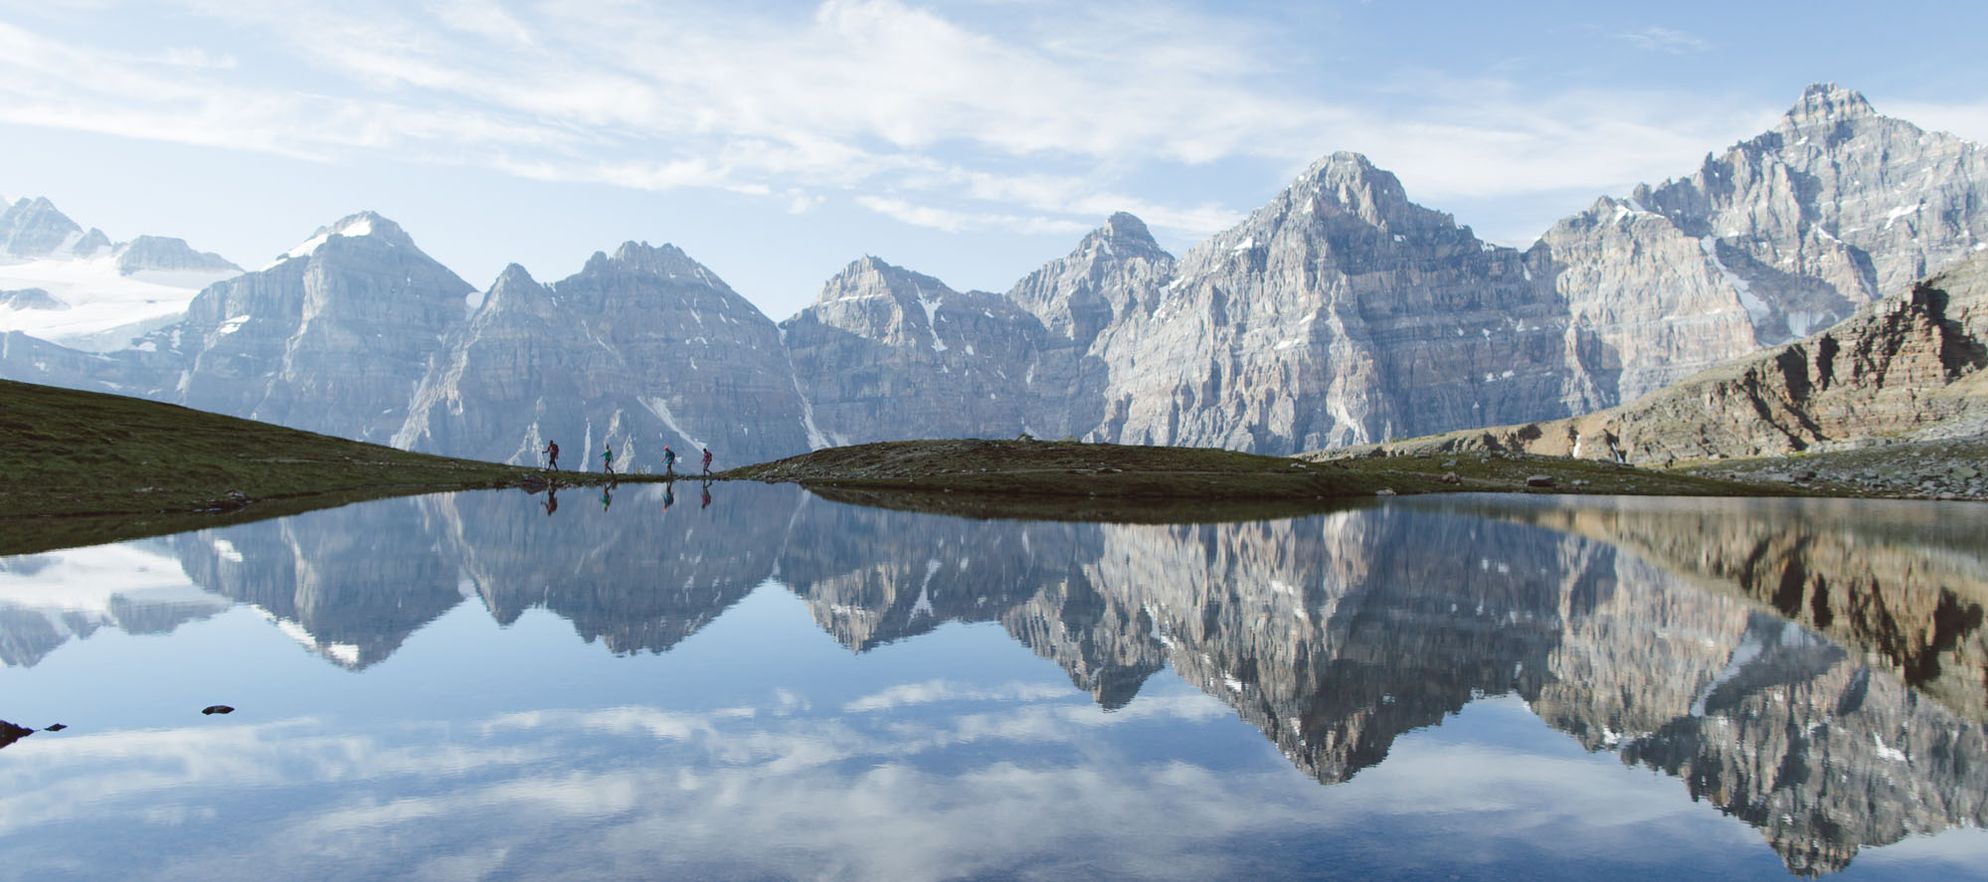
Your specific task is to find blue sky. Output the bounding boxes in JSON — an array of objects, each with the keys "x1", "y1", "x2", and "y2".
[{"x1": 2, "y1": 0, "x2": 1985, "y2": 319}]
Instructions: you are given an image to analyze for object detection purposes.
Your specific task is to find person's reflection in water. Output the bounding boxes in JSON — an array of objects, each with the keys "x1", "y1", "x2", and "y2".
[
  {"x1": 600, "y1": 482, "x2": 614, "y2": 512},
  {"x1": 541, "y1": 484, "x2": 559, "y2": 517},
  {"x1": 700, "y1": 480, "x2": 712, "y2": 510},
  {"x1": 662, "y1": 480, "x2": 676, "y2": 514}
]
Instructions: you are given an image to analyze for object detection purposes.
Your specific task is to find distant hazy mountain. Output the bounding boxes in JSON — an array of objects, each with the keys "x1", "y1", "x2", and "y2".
[{"x1": 0, "y1": 196, "x2": 239, "y2": 352}]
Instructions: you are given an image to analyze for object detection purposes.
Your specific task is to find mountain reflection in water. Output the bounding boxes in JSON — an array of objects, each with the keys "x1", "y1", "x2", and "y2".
[{"x1": 0, "y1": 485, "x2": 1984, "y2": 879}]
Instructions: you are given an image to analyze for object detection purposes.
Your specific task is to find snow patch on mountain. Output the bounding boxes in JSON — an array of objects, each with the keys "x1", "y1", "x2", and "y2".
[{"x1": 0, "y1": 254, "x2": 238, "y2": 351}]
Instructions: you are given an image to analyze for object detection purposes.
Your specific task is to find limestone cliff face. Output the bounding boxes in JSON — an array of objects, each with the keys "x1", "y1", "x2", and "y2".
[
  {"x1": 161, "y1": 213, "x2": 475, "y2": 443},
  {"x1": 1530, "y1": 198, "x2": 1764, "y2": 410},
  {"x1": 1535, "y1": 83, "x2": 1988, "y2": 406},
  {"x1": 782, "y1": 257, "x2": 1047, "y2": 445},
  {"x1": 1005, "y1": 213, "x2": 1175, "y2": 440},
  {"x1": 398, "y1": 244, "x2": 812, "y2": 469},
  {"x1": 1091, "y1": 153, "x2": 1570, "y2": 452},
  {"x1": 1370, "y1": 248, "x2": 1988, "y2": 464},
  {"x1": 800, "y1": 86, "x2": 1988, "y2": 454}
]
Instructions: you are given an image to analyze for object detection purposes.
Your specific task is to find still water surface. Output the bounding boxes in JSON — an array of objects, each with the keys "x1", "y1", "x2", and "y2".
[{"x1": 1, "y1": 485, "x2": 1985, "y2": 880}]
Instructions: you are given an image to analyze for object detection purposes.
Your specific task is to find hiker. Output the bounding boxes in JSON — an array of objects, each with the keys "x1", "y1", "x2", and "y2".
[
  {"x1": 602, "y1": 442, "x2": 615, "y2": 476},
  {"x1": 544, "y1": 440, "x2": 560, "y2": 471},
  {"x1": 701, "y1": 446, "x2": 713, "y2": 477},
  {"x1": 663, "y1": 444, "x2": 677, "y2": 478}
]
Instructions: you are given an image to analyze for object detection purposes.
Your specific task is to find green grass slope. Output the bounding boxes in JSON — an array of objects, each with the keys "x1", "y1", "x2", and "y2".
[{"x1": 0, "y1": 379, "x2": 614, "y2": 553}]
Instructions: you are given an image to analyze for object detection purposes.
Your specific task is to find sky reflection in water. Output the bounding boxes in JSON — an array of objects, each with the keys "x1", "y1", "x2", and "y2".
[{"x1": 1, "y1": 484, "x2": 1985, "y2": 881}]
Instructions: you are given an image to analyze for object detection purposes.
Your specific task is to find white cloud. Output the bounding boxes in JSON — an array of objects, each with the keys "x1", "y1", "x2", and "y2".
[
  {"x1": 1615, "y1": 26, "x2": 1711, "y2": 55},
  {"x1": 1, "y1": 0, "x2": 1972, "y2": 258},
  {"x1": 856, "y1": 195, "x2": 1091, "y2": 236}
]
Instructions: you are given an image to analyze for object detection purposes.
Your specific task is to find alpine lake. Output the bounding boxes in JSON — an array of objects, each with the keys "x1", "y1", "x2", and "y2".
[{"x1": 2, "y1": 483, "x2": 1986, "y2": 881}]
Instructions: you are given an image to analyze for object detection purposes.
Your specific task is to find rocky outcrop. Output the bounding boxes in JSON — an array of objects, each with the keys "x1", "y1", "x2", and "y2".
[
  {"x1": 1356, "y1": 248, "x2": 1988, "y2": 465},
  {"x1": 0, "y1": 288, "x2": 63, "y2": 311},
  {"x1": 1534, "y1": 83, "x2": 1988, "y2": 405},
  {"x1": 0, "y1": 197, "x2": 110, "y2": 259},
  {"x1": 782, "y1": 257, "x2": 1048, "y2": 445},
  {"x1": 398, "y1": 243, "x2": 813, "y2": 469},
  {"x1": 112, "y1": 235, "x2": 240, "y2": 275}
]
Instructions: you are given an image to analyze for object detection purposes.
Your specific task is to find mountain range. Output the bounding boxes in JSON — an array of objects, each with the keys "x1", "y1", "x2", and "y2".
[{"x1": 4, "y1": 84, "x2": 1984, "y2": 465}]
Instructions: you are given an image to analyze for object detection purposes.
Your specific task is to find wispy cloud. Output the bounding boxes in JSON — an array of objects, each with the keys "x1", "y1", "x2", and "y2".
[
  {"x1": 1615, "y1": 25, "x2": 1711, "y2": 55},
  {"x1": 0, "y1": 1, "x2": 1945, "y2": 249}
]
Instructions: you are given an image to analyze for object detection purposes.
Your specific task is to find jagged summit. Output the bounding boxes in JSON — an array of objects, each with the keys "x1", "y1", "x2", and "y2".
[
  {"x1": 1080, "y1": 212, "x2": 1166, "y2": 258},
  {"x1": 1783, "y1": 82, "x2": 1877, "y2": 125},
  {"x1": 814, "y1": 255, "x2": 953, "y2": 305},
  {"x1": 575, "y1": 240, "x2": 731, "y2": 290},
  {"x1": 0, "y1": 196, "x2": 109, "y2": 260},
  {"x1": 1275, "y1": 150, "x2": 1444, "y2": 234},
  {"x1": 271, "y1": 211, "x2": 415, "y2": 266},
  {"x1": 479, "y1": 263, "x2": 545, "y2": 311},
  {"x1": 491, "y1": 262, "x2": 537, "y2": 288},
  {"x1": 113, "y1": 235, "x2": 240, "y2": 275}
]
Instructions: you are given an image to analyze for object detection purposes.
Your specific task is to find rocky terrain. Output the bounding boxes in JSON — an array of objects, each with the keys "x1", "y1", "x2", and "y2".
[
  {"x1": 1341, "y1": 248, "x2": 1988, "y2": 495},
  {"x1": 398, "y1": 242, "x2": 813, "y2": 467},
  {"x1": 5, "y1": 85, "x2": 1986, "y2": 464},
  {"x1": 157, "y1": 212, "x2": 475, "y2": 442},
  {"x1": 782, "y1": 256, "x2": 1045, "y2": 445}
]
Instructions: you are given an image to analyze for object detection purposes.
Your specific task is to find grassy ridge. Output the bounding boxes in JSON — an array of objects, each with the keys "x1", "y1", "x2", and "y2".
[
  {"x1": 728, "y1": 438, "x2": 1787, "y2": 521},
  {"x1": 0, "y1": 379, "x2": 620, "y2": 553}
]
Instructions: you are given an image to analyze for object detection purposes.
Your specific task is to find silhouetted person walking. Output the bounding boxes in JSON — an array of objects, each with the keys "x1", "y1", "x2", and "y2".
[
  {"x1": 701, "y1": 446, "x2": 713, "y2": 477},
  {"x1": 663, "y1": 444, "x2": 677, "y2": 478},
  {"x1": 545, "y1": 440, "x2": 560, "y2": 471},
  {"x1": 602, "y1": 442, "x2": 615, "y2": 476}
]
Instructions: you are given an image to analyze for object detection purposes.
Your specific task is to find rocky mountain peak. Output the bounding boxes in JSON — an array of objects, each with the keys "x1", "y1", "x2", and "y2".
[
  {"x1": 113, "y1": 235, "x2": 240, "y2": 275},
  {"x1": 816, "y1": 255, "x2": 949, "y2": 306},
  {"x1": 1285, "y1": 150, "x2": 1427, "y2": 232},
  {"x1": 481, "y1": 263, "x2": 546, "y2": 310},
  {"x1": 272, "y1": 211, "x2": 416, "y2": 266},
  {"x1": 0, "y1": 196, "x2": 106, "y2": 259},
  {"x1": 1078, "y1": 212, "x2": 1167, "y2": 259},
  {"x1": 602, "y1": 240, "x2": 709, "y2": 278},
  {"x1": 1782, "y1": 82, "x2": 1877, "y2": 127}
]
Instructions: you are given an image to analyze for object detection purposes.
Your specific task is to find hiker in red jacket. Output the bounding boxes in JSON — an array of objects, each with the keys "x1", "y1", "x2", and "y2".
[
  {"x1": 544, "y1": 440, "x2": 560, "y2": 471},
  {"x1": 701, "y1": 446, "x2": 713, "y2": 477}
]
